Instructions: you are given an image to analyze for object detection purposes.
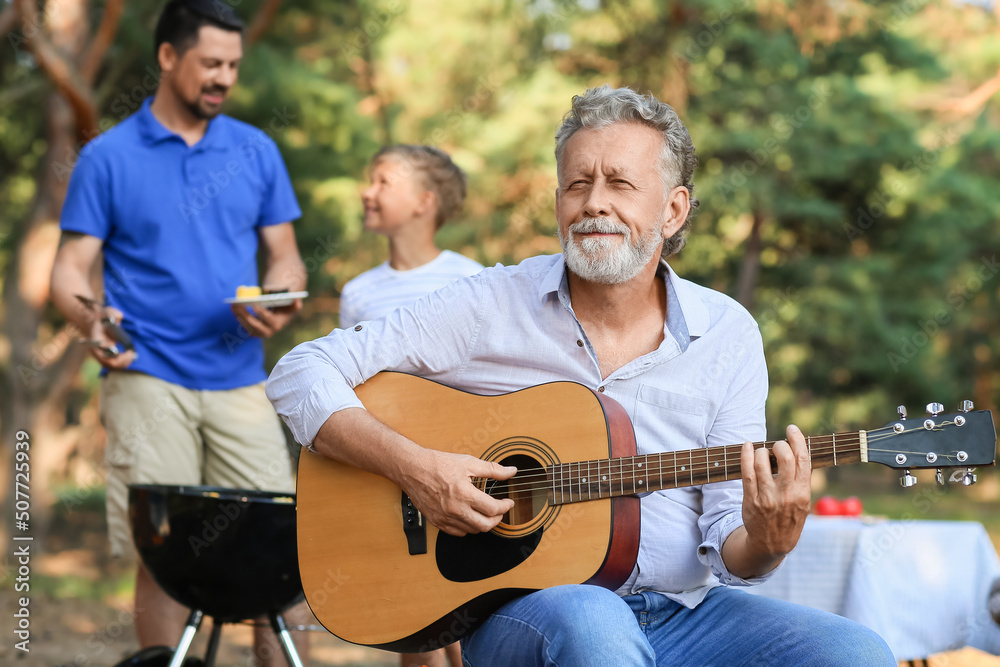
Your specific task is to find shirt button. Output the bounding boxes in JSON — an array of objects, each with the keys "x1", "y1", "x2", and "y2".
[
  {"x1": 598, "y1": 386, "x2": 605, "y2": 393},
  {"x1": 354, "y1": 325, "x2": 363, "y2": 331},
  {"x1": 576, "y1": 339, "x2": 584, "y2": 347},
  {"x1": 698, "y1": 546, "x2": 708, "y2": 555}
]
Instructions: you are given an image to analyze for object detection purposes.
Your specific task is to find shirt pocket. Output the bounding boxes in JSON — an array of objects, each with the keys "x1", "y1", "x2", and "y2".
[{"x1": 635, "y1": 383, "x2": 710, "y2": 451}]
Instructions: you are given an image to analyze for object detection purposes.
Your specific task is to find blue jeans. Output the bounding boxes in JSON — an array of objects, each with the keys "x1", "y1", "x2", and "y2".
[{"x1": 461, "y1": 584, "x2": 896, "y2": 666}]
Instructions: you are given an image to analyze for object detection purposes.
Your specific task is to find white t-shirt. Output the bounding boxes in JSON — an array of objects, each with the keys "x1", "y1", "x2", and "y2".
[{"x1": 338, "y1": 250, "x2": 483, "y2": 329}]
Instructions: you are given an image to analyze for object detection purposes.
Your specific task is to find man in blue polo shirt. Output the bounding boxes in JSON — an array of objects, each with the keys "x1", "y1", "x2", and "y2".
[{"x1": 50, "y1": 1, "x2": 308, "y2": 664}]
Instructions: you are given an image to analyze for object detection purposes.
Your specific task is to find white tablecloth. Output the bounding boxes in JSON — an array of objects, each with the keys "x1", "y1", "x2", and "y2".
[{"x1": 745, "y1": 516, "x2": 1000, "y2": 660}]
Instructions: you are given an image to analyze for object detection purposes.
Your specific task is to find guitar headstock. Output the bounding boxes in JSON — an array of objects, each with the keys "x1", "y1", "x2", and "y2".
[{"x1": 866, "y1": 402, "x2": 996, "y2": 487}]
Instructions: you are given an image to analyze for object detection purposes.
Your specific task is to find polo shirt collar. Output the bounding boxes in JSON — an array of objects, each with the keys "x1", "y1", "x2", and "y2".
[
  {"x1": 539, "y1": 254, "x2": 709, "y2": 345},
  {"x1": 137, "y1": 96, "x2": 227, "y2": 151}
]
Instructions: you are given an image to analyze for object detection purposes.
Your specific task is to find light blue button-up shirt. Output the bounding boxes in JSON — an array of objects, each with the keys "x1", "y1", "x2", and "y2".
[{"x1": 267, "y1": 253, "x2": 773, "y2": 607}]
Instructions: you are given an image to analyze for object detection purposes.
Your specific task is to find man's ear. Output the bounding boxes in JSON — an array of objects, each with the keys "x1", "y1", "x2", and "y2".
[
  {"x1": 661, "y1": 186, "x2": 690, "y2": 240},
  {"x1": 158, "y1": 42, "x2": 178, "y2": 76}
]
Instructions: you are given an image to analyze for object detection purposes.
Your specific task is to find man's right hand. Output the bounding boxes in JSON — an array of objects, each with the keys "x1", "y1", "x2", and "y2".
[
  {"x1": 398, "y1": 449, "x2": 517, "y2": 537},
  {"x1": 311, "y1": 407, "x2": 517, "y2": 537},
  {"x1": 86, "y1": 306, "x2": 136, "y2": 369}
]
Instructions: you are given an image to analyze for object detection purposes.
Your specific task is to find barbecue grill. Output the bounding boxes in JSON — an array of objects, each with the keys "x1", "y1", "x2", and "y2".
[{"x1": 119, "y1": 484, "x2": 306, "y2": 667}]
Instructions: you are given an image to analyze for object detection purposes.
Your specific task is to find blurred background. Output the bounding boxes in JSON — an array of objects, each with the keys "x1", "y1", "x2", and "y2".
[{"x1": 1, "y1": 0, "x2": 998, "y2": 664}]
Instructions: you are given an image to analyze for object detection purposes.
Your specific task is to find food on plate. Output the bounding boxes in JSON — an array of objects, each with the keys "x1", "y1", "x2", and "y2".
[{"x1": 236, "y1": 285, "x2": 262, "y2": 299}]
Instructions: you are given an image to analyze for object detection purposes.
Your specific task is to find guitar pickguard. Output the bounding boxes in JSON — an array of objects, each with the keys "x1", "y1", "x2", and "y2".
[{"x1": 436, "y1": 528, "x2": 544, "y2": 583}]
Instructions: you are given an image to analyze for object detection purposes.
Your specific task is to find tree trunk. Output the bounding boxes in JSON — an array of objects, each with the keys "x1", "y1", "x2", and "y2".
[
  {"x1": 2, "y1": 94, "x2": 84, "y2": 546},
  {"x1": 736, "y1": 210, "x2": 766, "y2": 310}
]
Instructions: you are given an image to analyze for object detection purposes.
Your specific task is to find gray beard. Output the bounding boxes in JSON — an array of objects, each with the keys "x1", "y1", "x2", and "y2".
[{"x1": 559, "y1": 216, "x2": 663, "y2": 285}]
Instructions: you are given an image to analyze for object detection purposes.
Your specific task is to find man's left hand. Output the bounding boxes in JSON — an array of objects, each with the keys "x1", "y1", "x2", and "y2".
[
  {"x1": 231, "y1": 298, "x2": 302, "y2": 338},
  {"x1": 737, "y1": 424, "x2": 812, "y2": 570}
]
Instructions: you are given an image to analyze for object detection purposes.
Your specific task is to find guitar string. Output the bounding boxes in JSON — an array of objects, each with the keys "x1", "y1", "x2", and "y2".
[
  {"x1": 474, "y1": 423, "x2": 974, "y2": 497},
  {"x1": 477, "y1": 437, "x2": 871, "y2": 495},
  {"x1": 477, "y1": 431, "x2": 883, "y2": 492}
]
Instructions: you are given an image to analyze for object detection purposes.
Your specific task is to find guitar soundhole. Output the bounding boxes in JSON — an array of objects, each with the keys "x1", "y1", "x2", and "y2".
[
  {"x1": 484, "y1": 453, "x2": 558, "y2": 539},
  {"x1": 492, "y1": 454, "x2": 547, "y2": 527}
]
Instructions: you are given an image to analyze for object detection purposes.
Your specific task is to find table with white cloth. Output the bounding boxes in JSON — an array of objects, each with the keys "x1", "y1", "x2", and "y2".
[{"x1": 743, "y1": 516, "x2": 1000, "y2": 660}]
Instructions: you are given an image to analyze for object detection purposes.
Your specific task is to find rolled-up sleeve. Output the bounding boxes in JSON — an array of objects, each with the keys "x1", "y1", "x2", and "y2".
[
  {"x1": 695, "y1": 312, "x2": 771, "y2": 586},
  {"x1": 266, "y1": 272, "x2": 487, "y2": 448}
]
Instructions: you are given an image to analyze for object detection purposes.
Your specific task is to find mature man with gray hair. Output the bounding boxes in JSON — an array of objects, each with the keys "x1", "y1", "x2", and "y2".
[{"x1": 267, "y1": 86, "x2": 895, "y2": 665}]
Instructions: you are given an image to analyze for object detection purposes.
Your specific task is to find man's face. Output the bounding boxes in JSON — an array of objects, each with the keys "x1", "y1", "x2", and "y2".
[
  {"x1": 556, "y1": 122, "x2": 687, "y2": 285},
  {"x1": 161, "y1": 26, "x2": 242, "y2": 120}
]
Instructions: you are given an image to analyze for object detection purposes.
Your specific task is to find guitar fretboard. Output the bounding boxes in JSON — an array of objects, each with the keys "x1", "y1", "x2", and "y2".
[{"x1": 547, "y1": 432, "x2": 867, "y2": 505}]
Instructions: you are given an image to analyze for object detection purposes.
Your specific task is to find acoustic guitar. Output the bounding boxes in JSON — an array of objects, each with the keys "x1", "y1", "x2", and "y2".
[{"x1": 295, "y1": 372, "x2": 997, "y2": 652}]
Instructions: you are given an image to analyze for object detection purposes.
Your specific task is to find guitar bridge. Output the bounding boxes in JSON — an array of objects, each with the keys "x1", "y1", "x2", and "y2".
[{"x1": 401, "y1": 492, "x2": 427, "y2": 555}]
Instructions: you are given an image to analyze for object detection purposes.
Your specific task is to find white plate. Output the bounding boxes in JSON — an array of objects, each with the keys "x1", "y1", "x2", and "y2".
[{"x1": 224, "y1": 291, "x2": 309, "y2": 307}]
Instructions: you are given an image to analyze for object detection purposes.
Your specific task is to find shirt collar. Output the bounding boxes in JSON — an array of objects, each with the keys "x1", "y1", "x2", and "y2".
[
  {"x1": 538, "y1": 254, "x2": 709, "y2": 344},
  {"x1": 662, "y1": 260, "x2": 709, "y2": 339},
  {"x1": 137, "y1": 96, "x2": 227, "y2": 151}
]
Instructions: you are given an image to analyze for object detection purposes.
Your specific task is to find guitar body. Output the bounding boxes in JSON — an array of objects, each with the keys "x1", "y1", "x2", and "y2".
[{"x1": 296, "y1": 372, "x2": 640, "y2": 652}]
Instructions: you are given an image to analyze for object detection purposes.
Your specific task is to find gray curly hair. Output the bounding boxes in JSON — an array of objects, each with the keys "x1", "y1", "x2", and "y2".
[{"x1": 554, "y1": 85, "x2": 700, "y2": 257}]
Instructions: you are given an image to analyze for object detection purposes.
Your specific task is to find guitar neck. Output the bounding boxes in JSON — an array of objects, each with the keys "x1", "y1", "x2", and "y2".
[{"x1": 547, "y1": 431, "x2": 867, "y2": 505}]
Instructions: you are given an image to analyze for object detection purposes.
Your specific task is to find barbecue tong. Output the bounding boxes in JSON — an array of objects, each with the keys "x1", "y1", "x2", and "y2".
[{"x1": 76, "y1": 295, "x2": 136, "y2": 358}]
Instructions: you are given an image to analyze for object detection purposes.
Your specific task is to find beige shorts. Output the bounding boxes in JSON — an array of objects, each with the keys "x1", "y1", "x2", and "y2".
[{"x1": 101, "y1": 371, "x2": 295, "y2": 558}]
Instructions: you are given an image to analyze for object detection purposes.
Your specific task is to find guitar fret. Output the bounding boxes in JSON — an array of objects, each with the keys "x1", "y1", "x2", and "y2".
[
  {"x1": 689, "y1": 450, "x2": 693, "y2": 486},
  {"x1": 619, "y1": 457, "x2": 624, "y2": 497},
  {"x1": 578, "y1": 461, "x2": 583, "y2": 502},
  {"x1": 724, "y1": 445, "x2": 728, "y2": 481},
  {"x1": 552, "y1": 463, "x2": 558, "y2": 505},
  {"x1": 560, "y1": 463, "x2": 566, "y2": 505},
  {"x1": 577, "y1": 461, "x2": 582, "y2": 501},
  {"x1": 704, "y1": 448, "x2": 710, "y2": 484},
  {"x1": 673, "y1": 450, "x2": 679, "y2": 489},
  {"x1": 832, "y1": 433, "x2": 837, "y2": 466},
  {"x1": 658, "y1": 452, "x2": 663, "y2": 491}
]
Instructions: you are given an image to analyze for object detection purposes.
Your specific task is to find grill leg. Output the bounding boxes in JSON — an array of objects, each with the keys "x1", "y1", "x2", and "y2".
[
  {"x1": 269, "y1": 612, "x2": 305, "y2": 667},
  {"x1": 202, "y1": 619, "x2": 223, "y2": 667},
  {"x1": 168, "y1": 609, "x2": 204, "y2": 667}
]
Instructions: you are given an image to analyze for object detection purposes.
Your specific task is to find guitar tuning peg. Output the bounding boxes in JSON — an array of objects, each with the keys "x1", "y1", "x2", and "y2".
[
  {"x1": 926, "y1": 402, "x2": 944, "y2": 416},
  {"x1": 962, "y1": 469, "x2": 977, "y2": 486},
  {"x1": 960, "y1": 400, "x2": 974, "y2": 413},
  {"x1": 936, "y1": 469, "x2": 945, "y2": 485},
  {"x1": 897, "y1": 405, "x2": 907, "y2": 420},
  {"x1": 900, "y1": 469, "x2": 918, "y2": 487}
]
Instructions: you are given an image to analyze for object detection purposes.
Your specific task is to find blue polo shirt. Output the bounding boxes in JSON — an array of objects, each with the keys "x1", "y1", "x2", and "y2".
[{"x1": 60, "y1": 97, "x2": 301, "y2": 390}]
